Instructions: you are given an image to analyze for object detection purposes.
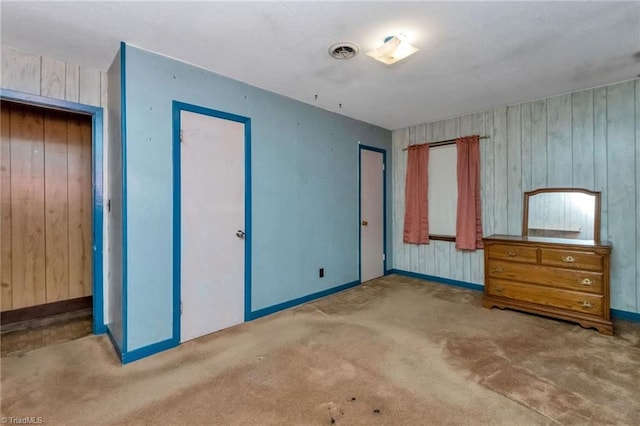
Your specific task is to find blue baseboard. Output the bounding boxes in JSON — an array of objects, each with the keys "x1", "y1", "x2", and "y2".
[
  {"x1": 249, "y1": 280, "x2": 361, "y2": 320},
  {"x1": 389, "y1": 269, "x2": 484, "y2": 292},
  {"x1": 106, "y1": 326, "x2": 123, "y2": 360},
  {"x1": 121, "y1": 338, "x2": 179, "y2": 364},
  {"x1": 611, "y1": 309, "x2": 640, "y2": 323},
  {"x1": 93, "y1": 322, "x2": 107, "y2": 335}
]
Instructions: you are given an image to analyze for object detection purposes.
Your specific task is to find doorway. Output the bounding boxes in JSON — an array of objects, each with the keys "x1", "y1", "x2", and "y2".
[
  {"x1": 1, "y1": 100, "x2": 96, "y2": 354},
  {"x1": 359, "y1": 146, "x2": 386, "y2": 283},
  {"x1": 175, "y1": 103, "x2": 251, "y2": 343}
]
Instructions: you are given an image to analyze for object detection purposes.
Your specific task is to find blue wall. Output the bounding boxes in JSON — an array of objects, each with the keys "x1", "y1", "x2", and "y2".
[
  {"x1": 106, "y1": 47, "x2": 124, "y2": 350},
  {"x1": 123, "y1": 44, "x2": 391, "y2": 351}
]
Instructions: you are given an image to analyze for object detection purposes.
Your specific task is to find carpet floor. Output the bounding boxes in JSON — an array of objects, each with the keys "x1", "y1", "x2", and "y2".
[{"x1": 1, "y1": 274, "x2": 639, "y2": 425}]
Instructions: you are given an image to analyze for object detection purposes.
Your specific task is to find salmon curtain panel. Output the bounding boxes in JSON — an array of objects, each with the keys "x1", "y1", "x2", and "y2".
[
  {"x1": 403, "y1": 144, "x2": 430, "y2": 244},
  {"x1": 455, "y1": 136, "x2": 484, "y2": 250}
]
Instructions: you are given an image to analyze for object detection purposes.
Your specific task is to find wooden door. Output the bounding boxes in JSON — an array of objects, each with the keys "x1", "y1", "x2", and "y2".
[{"x1": 1, "y1": 102, "x2": 92, "y2": 312}]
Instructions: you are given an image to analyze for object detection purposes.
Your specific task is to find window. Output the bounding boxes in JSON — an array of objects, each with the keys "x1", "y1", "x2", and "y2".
[{"x1": 428, "y1": 145, "x2": 457, "y2": 238}]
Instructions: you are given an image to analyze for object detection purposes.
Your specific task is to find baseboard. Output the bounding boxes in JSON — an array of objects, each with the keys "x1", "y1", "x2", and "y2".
[
  {"x1": 249, "y1": 280, "x2": 361, "y2": 320},
  {"x1": 106, "y1": 325, "x2": 124, "y2": 361},
  {"x1": 107, "y1": 325, "x2": 178, "y2": 364},
  {"x1": 1, "y1": 296, "x2": 92, "y2": 324},
  {"x1": 611, "y1": 309, "x2": 640, "y2": 323},
  {"x1": 121, "y1": 338, "x2": 179, "y2": 364},
  {"x1": 389, "y1": 269, "x2": 484, "y2": 292},
  {"x1": 93, "y1": 322, "x2": 107, "y2": 335}
]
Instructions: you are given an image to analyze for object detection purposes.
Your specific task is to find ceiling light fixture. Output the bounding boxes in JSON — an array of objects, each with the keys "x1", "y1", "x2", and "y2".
[{"x1": 366, "y1": 34, "x2": 418, "y2": 65}]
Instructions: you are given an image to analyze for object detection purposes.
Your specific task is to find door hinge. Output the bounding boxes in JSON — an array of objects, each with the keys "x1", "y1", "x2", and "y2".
[
  {"x1": 382, "y1": 253, "x2": 386, "y2": 261},
  {"x1": 180, "y1": 129, "x2": 184, "y2": 142},
  {"x1": 107, "y1": 199, "x2": 111, "y2": 212},
  {"x1": 382, "y1": 163, "x2": 385, "y2": 171},
  {"x1": 180, "y1": 301, "x2": 183, "y2": 315}
]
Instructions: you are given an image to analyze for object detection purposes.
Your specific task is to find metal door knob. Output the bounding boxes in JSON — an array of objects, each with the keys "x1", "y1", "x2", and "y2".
[
  {"x1": 236, "y1": 230, "x2": 246, "y2": 239},
  {"x1": 362, "y1": 220, "x2": 368, "y2": 226}
]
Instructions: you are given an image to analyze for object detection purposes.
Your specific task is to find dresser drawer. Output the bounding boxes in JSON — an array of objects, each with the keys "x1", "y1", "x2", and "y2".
[
  {"x1": 486, "y1": 279, "x2": 603, "y2": 316},
  {"x1": 487, "y1": 244, "x2": 538, "y2": 263},
  {"x1": 540, "y1": 249, "x2": 603, "y2": 272},
  {"x1": 487, "y1": 260, "x2": 604, "y2": 293}
]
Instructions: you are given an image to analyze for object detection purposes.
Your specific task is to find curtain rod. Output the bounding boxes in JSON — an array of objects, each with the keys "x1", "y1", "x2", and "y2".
[{"x1": 402, "y1": 135, "x2": 491, "y2": 151}]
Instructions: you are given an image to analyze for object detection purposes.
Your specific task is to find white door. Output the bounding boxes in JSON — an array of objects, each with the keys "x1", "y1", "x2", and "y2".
[
  {"x1": 180, "y1": 110, "x2": 245, "y2": 343},
  {"x1": 360, "y1": 149, "x2": 384, "y2": 282}
]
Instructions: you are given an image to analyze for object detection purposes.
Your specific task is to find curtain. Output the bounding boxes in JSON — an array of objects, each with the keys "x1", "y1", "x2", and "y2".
[
  {"x1": 455, "y1": 136, "x2": 483, "y2": 250},
  {"x1": 403, "y1": 144, "x2": 430, "y2": 244}
]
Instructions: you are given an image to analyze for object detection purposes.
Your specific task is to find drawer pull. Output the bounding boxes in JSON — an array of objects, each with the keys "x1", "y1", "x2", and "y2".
[
  {"x1": 491, "y1": 267, "x2": 504, "y2": 273},
  {"x1": 580, "y1": 278, "x2": 594, "y2": 286},
  {"x1": 580, "y1": 301, "x2": 593, "y2": 309},
  {"x1": 506, "y1": 251, "x2": 517, "y2": 257},
  {"x1": 495, "y1": 286, "x2": 504, "y2": 294},
  {"x1": 562, "y1": 255, "x2": 577, "y2": 263}
]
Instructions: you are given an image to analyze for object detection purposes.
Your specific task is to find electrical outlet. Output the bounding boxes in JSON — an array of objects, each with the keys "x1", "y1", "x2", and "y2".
[{"x1": 319, "y1": 268, "x2": 324, "y2": 278}]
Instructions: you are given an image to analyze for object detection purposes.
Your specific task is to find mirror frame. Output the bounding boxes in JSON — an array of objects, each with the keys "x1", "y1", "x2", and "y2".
[{"x1": 522, "y1": 187, "x2": 601, "y2": 241}]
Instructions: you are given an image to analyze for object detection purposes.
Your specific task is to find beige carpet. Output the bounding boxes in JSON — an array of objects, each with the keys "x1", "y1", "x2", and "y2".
[{"x1": 1, "y1": 274, "x2": 639, "y2": 425}]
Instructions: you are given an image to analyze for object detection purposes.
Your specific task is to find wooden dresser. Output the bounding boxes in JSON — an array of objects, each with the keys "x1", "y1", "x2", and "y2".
[{"x1": 483, "y1": 235, "x2": 613, "y2": 334}]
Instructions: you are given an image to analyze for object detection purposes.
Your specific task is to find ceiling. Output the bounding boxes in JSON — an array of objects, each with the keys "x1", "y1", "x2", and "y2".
[{"x1": 1, "y1": 1, "x2": 639, "y2": 130}]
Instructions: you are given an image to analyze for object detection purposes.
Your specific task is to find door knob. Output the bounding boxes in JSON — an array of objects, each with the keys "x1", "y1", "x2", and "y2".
[
  {"x1": 361, "y1": 220, "x2": 368, "y2": 226},
  {"x1": 236, "y1": 230, "x2": 246, "y2": 239}
]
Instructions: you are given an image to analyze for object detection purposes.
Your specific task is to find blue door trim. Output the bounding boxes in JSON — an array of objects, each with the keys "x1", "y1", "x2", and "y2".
[
  {"x1": 120, "y1": 41, "x2": 128, "y2": 353},
  {"x1": 0, "y1": 88, "x2": 106, "y2": 335},
  {"x1": 358, "y1": 145, "x2": 387, "y2": 283},
  {"x1": 172, "y1": 100, "x2": 252, "y2": 344}
]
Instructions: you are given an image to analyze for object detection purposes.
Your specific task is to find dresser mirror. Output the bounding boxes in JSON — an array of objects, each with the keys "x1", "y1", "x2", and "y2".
[{"x1": 522, "y1": 188, "x2": 601, "y2": 241}]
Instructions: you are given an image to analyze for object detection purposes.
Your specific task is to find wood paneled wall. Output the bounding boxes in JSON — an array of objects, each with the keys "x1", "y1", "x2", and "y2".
[
  {"x1": 1, "y1": 102, "x2": 92, "y2": 310},
  {"x1": 1, "y1": 45, "x2": 110, "y2": 316},
  {"x1": 392, "y1": 79, "x2": 640, "y2": 314},
  {"x1": 1, "y1": 45, "x2": 106, "y2": 107}
]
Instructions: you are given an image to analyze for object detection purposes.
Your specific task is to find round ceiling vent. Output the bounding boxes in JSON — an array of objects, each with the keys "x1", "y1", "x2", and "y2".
[{"x1": 328, "y1": 42, "x2": 359, "y2": 60}]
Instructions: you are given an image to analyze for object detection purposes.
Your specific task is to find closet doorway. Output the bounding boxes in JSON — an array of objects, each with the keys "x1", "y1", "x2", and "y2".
[{"x1": 1, "y1": 101, "x2": 93, "y2": 354}]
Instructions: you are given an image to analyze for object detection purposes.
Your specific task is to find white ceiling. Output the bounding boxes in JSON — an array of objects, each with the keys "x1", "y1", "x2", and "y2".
[{"x1": 2, "y1": 1, "x2": 639, "y2": 130}]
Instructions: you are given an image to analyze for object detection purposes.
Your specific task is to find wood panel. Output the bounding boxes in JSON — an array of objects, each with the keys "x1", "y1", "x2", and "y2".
[
  {"x1": 41, "y1": 57, "x2": 66, "y2": 99},
  {"x1": 392, "y1": 79, "x2": 639, "y2": 314},
  {"x1": 482, "y1": 110, "x2": 495, "y2": 237},
  {"x1": 1, "y1": 105, "x2": 12, "y2": 310},
  {"x1": 506, "y1": 105, "x2": 522, "y2": 235},
  {"x1": 65, "y1": 64, "x2": 80, "y2": 103},
  {"x1": 1, "y1": 44, "x2": 103, "y2": 108},
  {"x1": 67, "y1": 115, "x2": 93, "y2": 298},
  {"x1": 593, "y1": 87, "x2": 608, "y2": 241},
  {"x1": 44, "y1": 111, "x2": 70, "y2": 302},
  {"x1": 1, "y1": 46, "x2": 40, "y2": 95},
  {"x1": 1, "y1": 44, "x2": 102, "y2": 313},
  {"x1": 546, "y1": 94, "x2": 572, "y2": 187},
  {"x1": 606, "y1": 81, "x2": 636, "y2": 312},
  {"x1": 520, "y1": 104, "x2": 532, "y2": 193},
  {"x1": 530, "y1": 100, "x2": 547, "y2": 189},
  {"x1": 572, "y1": 90, "x2": 595, "y2": 189},
  {"x1": 1, "y1": 103, "x2": 93, "y2": 312},
  {"x1": 493, "y1": 107, "x2": 508, "y2": 234},
  {"x1": 10, "y1": 104, "x2": 46, "y2": 309},
  {"x1": 79, "y1": 67, "x2": 101, "y2": 106}
]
